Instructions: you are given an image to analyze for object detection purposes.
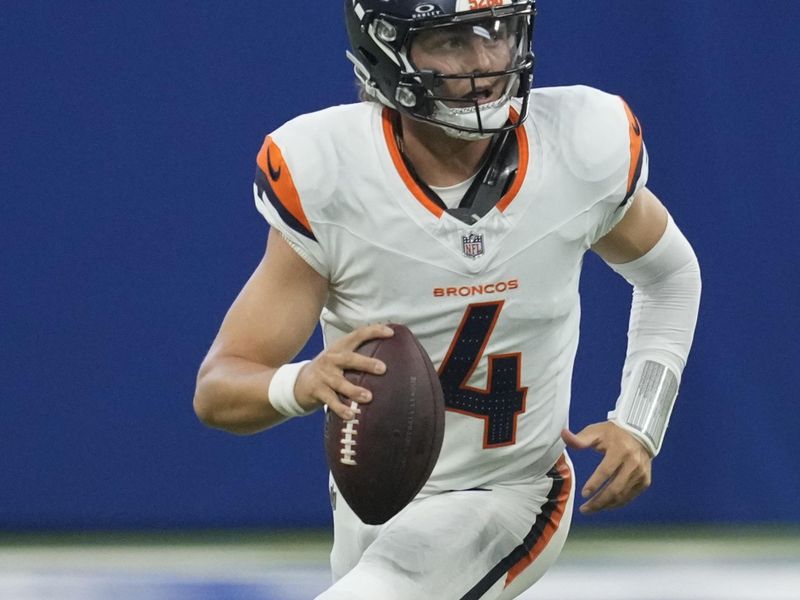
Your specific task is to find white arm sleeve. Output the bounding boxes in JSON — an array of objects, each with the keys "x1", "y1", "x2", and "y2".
[{"x1": 605, "y1": 215, "x2": 701, "y2": 456}]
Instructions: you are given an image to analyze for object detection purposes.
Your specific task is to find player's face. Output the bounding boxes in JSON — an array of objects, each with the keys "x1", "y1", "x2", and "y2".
[{"x1": 409, "y1": 18, "x2": 518, "y2": 107}]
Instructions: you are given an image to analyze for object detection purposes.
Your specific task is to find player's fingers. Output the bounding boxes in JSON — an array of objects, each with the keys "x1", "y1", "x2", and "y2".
[
  {"x1": 581, "y1": 465, "x2": 647, "y2": 514},
  {"x1": 581, "y1": 463, "x2": 633, "y2": 513},
  {"x1": 319, "y1": 351, "x2": 384, "y2": 402},
  {"x1": 336, "y1": 324, "x2": 395, "y2": 352},
  {"x1": 563, "y1": 424, "x2": 608, "y2": 451},
  {"x1": 581, "y1": 454, "x2": 621, "y2": 499},
  {"x1": 335, "y1": 351, "x2": 387, "y2": 376},
  {"x1": 304, "y1": 350, "x2": 383, "y2": 408},
  {"x1": 315, "y1": 350, "x2": 383, "y2": 382},
  {"x1": 313, "y1": 357, "x2": 358, "y2": 392},
  {"x1": 580, "y1": 472, "x2": 630, "y2": 514},
  {"x1": 561, "y1": 428, "x2": 592, "y2": 450},
  {"x1": 329, "y1": 375, "x2": 373, "y2": 404},
  {"x1": 581, "y1": 493, "x2": 625, "y2": 514},
  {"x1": 295, "y1": 359, "x2": 358, "y2": 415},
  {"x1": 315, "y1": 386, "x2": 360, "y2": 421}
]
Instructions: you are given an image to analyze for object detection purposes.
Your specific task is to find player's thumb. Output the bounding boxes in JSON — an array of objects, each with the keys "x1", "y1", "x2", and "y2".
[{"x1": 561, "y1": 428, "x2": 593, "y2": 450}]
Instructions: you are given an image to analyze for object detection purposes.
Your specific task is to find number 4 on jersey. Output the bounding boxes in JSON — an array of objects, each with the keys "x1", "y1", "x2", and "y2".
[{"x1": 438, "y1": 301, "x2": 527, "y2": 448}]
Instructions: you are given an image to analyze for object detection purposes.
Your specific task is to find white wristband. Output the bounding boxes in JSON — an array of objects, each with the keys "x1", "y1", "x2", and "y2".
[{"x1": 268, "y1": 360, "x2": 315, "y2": 418}]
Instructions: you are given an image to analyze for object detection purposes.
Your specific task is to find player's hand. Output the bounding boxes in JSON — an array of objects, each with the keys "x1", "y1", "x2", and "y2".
[
  {"x1": 294, "y1": 324, "x2": 393, "y2": 420},
  {"x1": 561, "y1": 422, "x2": 652, "y2": 514}
]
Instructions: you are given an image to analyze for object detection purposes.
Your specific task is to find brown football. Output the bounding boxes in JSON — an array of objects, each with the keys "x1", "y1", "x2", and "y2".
[{"x1": 324, "y1": 323, "x2": 445, "y2": 525}]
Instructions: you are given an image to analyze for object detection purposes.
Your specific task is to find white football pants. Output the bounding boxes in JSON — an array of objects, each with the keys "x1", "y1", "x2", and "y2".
[{"x1": 315, "y1": 453, "x2": 575, "y2": 600}]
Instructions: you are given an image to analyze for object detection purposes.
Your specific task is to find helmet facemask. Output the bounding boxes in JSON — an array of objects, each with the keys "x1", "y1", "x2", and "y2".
[{"x1": 407, "y1": 15, "x2": 531, "y2": 139}]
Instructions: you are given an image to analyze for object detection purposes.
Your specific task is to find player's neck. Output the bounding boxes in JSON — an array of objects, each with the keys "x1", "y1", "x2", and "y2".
[{"x1": 397, "y1": 114, "x2": 492, "y2": 187}]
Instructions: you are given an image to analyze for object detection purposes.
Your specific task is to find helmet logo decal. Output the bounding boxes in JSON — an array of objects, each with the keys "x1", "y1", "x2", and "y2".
[
  {"x1": 456, "y1": 0, "x2": 512, "y2": 11},
  {"x1": 266, "y1": 146, "x2": 282, "y2": 181},
  {"x1": 414, "y1": 4, "x2": 443, "y2": 17}
]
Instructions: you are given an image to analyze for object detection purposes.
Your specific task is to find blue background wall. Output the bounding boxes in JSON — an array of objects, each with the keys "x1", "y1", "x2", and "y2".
[{"x1": 3, "y1": 1, "x2": 798, "y2": 530}]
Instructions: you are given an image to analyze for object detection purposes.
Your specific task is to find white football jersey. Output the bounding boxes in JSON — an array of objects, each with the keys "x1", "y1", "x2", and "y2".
[{"x1": 254, "y1": 85, "x2": 648, "y2": 494}]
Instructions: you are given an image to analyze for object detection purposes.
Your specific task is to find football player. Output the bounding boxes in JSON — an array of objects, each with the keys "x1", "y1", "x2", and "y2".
[{"x1": 193, "y1": 1, "x2": 701, "y2": 598}]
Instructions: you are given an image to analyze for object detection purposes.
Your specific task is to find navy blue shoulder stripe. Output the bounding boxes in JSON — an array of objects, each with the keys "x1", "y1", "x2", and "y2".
[{"x1": 621, "y1": 145, "x2": 645, "y2": 207}]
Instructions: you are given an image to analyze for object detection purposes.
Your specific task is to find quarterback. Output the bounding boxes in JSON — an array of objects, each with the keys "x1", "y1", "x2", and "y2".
[{"x1": 193, "y1": 0, "x2": 701, "y2": 598}]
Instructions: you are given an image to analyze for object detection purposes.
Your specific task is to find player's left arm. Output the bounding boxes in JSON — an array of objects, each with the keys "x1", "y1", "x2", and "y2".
[{"x1": 564, "y1": 186, "x2": 701, "y2": 514}]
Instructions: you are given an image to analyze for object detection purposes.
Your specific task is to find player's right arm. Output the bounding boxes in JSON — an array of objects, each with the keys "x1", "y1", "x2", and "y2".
[{"x1": 193, "y1": 229, "x2": 391, "y2": 435}]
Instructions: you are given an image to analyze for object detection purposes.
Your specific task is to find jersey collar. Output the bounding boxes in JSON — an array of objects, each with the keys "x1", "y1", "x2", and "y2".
[{"x1": 382, "y1": 107, "x2": 529, "y2": 220}]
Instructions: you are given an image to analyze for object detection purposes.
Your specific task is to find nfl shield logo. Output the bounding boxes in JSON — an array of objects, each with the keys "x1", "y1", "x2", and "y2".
[{"x1": 462, "y1": 232, "x2": 485, "y2": 259}]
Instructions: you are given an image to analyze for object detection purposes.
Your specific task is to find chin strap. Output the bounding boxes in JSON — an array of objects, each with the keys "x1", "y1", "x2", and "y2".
[
  {"x1": 446, "y1": 128, "x2": 519, "y2": 225},
  {"x1": 392, "y1": 112, "x2": 520, "y2": 226}
]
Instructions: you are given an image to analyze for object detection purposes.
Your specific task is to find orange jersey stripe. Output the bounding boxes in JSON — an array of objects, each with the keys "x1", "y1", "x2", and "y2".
[
  {"x1": 496, "y1": 106, "x2": 528, "y2": 213},
  {"x1": 382, "y1": 110, "x2": 445, "y2": 218},
  {"x1": 621, "y1": 99, "x2": 644, "y2": 198},
  {"x1": 256, "y1": 136, "x2": 313, "y2": 234},
  {"x1": 382, "y1": 107, "x2": 529, "y2": 218},
  {"x1": 504, "y1": 455, "x2": 572, "y2": 587}
]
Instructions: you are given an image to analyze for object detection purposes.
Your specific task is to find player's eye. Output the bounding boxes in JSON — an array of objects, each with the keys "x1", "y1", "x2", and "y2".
[{"x1": 429, "y1": 32, "x2": 466, "y2": 50}]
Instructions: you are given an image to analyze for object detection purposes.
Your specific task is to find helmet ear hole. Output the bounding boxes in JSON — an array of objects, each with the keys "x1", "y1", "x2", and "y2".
[{"x1": 359, "y1": 47, "x2": 379, "y2": 66}]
